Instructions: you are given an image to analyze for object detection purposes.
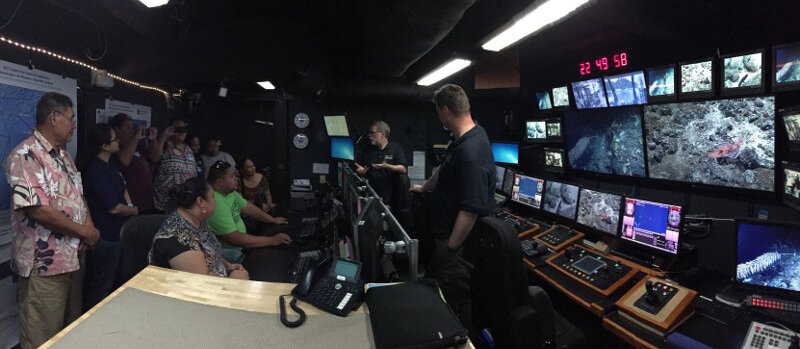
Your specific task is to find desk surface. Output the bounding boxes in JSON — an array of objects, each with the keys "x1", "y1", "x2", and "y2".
[{"x1": 42, "y1": 266, "x2": 474, "y2": 348}]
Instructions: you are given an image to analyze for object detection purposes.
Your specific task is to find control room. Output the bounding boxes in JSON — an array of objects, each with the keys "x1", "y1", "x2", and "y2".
[{"x1": 0, "y1": 0, "x2": 799, "y2": 348}]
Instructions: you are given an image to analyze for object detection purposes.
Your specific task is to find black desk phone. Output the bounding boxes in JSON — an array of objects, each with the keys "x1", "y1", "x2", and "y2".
[{"x1": 293, "y1": 257, "x2": 365, "y2": 317}]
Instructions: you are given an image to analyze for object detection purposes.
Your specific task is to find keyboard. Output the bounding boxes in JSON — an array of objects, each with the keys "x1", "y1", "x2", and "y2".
[
  {"x1": 695, "y1": 295, "x2": 738, "y2": 325},
  {"x1": 742, "y1": 321, "x2": 796, "y2": 349},
  {"x1": 298, "y1": 217, "x2": 319, "y2": 238}
]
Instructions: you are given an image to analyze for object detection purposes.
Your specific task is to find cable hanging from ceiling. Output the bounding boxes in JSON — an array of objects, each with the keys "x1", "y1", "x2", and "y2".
[{"x1": 0, "y1": 34, "x2": 168, "y2": 96}]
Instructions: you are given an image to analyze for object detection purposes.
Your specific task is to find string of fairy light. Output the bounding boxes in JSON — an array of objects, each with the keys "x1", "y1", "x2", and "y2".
[{"x1": 0, "y1": 34, "x2": 169, "y2": 96}]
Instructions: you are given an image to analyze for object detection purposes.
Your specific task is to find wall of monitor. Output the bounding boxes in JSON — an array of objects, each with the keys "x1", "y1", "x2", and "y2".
[{"x1": 502, "y1": 41, "x2": 800, "y2": 275}]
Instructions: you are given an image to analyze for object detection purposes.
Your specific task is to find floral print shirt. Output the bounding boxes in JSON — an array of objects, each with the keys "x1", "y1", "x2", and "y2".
[
  {"x1": 148, "y1": 211, "x2": 228, "y2": 277},
  {"x1": 153, "y1": 142, "x2": 196, "y2": 211},
  {"x1": 5, "y1": 130, "x2": 87, "y2": 277}
]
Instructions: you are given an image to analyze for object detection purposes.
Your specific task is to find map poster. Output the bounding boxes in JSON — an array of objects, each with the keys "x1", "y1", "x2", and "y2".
[
  {"x1": 97, "y1": 99, "x2": 151, "y2": 129},
  {"x1": 0, "y1": 59, "x2": 78, "y2": 258}
]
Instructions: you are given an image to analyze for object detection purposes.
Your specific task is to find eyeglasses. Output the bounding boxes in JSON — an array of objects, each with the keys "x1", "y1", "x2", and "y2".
[{"x1": 51, "y1": 110, "x2": 76, "y2": 125}]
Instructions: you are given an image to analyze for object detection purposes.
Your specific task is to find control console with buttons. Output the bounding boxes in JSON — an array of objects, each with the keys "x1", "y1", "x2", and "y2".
[
  {"x1": 546, "y1": 244, "x2": 637, "y2": 296},
  {"x1": 741, "y1": 321, "x2": 797, "y2": 349},
  {"x1": 616, "y1": 276, "x2": 698, "y2": 335},
  {"x1": 534, "y1": 225, "x2": 584, "y2": 251}
]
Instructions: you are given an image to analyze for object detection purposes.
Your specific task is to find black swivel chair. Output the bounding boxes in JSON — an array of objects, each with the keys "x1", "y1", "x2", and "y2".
[
  {"x1": 466, "y1": 217, "x2": 585, "y2": 349},
  {"x1": 119, "y1": 214, "x2": 167, "y2": 283}
]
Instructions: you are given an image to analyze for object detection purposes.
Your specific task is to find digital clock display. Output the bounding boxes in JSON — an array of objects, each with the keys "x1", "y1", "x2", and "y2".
[{"x1": 579, "y1": 52, "x2": 629, "y2": 76}]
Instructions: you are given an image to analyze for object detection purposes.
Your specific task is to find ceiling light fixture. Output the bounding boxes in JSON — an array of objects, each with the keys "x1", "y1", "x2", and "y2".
[
  {"x1": 0, "y1": 34, "x2": 168, "y2": 96},
  {"x1": 138, "y1": 0, "x2": 170, "y2": 8},
  {"x1": 257, "y1": 81, "x2": 276, "y2": 90},
  {"x1": 416, "y1": 58, "x2": 472, "y2": 86},
  {"x1": 482, "y1": 0, "x2": 591, "y2": 52}
]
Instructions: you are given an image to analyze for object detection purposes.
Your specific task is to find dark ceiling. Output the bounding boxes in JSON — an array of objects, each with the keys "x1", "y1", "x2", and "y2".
[{"x1": 1, "y1": 0, "x2": 799, "y2": 98}]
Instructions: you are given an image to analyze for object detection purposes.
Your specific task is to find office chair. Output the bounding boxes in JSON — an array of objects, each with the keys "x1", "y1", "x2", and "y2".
[
  {"x1": 466, "y1": 217, "x2": 585, "y2": 349},
  {"x1": 119, "y1": 214, "x2": 167, "y2": 283}
]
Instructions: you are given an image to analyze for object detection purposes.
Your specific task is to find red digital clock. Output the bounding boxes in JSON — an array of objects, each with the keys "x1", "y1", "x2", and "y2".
[{"x1": 579, "y1": 52, "x2": 628, "y2": 76}]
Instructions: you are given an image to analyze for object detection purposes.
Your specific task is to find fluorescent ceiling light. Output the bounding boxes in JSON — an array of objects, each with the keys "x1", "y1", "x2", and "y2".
[
  {"x1": 138, "y1": 0, "x2": 169, "y2": 8},
  {"x1": 416, "y1": 58, "x2": 472, "y2": 86},
  {"x1": 482, "y1": 0, "x2": 591, "y2": 52},
  {"x1": 257, "y1": 81, "x2": 275, "y2": 90}
]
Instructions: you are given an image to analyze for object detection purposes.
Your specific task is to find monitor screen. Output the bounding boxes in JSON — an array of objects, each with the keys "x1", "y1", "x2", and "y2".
[
  {"x1": 333, "y1": 259, "x2": 359, "y2": 281},
  {"x1": 495, "y1": 165, "x2": 506, "y2": 190},
  {"x1": 644, "y1": 97, "x2": 775, "y2": 191},
  {"x1": 647, "y1": 66, "x2": 676, "y2": 97},
  {"x1": 330, "y1": 137, "x2": 354, "y2": 160},
  {"x1": 526, "y1": 121, "x2": 547, "y2": 140},
  {"x1": 784, "y1": 161, "x2": 800, "y2": 211},
  {"x1": 723, "y1": 52, "x2": 763, "y2": 90},
  {"x1": 604, "y1": 71, "x2": 647, "y2": 107},
  {"x1": 546, "y1": 119, "x2": 562, "y2": 139},
  {"x1": 542, "y1": 181, "x2": 579, "y2": 220},
  {"x1": 572, "y1": 78, "x2": 608, "y2": 109},
  {"x1": 502, "y1": 168, "x2": 516, "y2": 196},
  {"x1": 775, "y1": 43, "x2": 800, "y2": 88},
  {"x1": 324, "y1": 115, "x2": 350, "y2": 137},
  {"x1": 552, "y1": 86, "x2": 570, "y2": 107},
  {"x1": 783, "y1": 109, "x2": 800, "y2": 149},
  {"x1": 564, "y1": 106, "x2": 646, "y2": 177},
  {"x1": 680, "y1": 60, "x2": 713, "y2": 94},
  {"x1": 576, "y1": 189, "x2": 622, "y2": 236},
  {"x1": 537, "y1": 91, "x2": 553, "y2": 110},
  {"x1": 544, "y1": 148, "x2": 565, "y2": 171},
  {"x1": 736, "y1": 220, "x2": 800, "y2": 293},
  {"x1": 492, "y1": 142, "x2": 519, "y2": 165},
  {"x1": 620, "y1": 198, "x2": 682, "y2": 255},
  {"x1": 511, "y1": 174, "x2": 544, "y2": 209}
]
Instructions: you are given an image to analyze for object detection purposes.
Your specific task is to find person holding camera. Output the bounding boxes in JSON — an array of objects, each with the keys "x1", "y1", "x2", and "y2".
[
  {"x1": 108, "y1": 113, "x2": 159, "y2": 213},
  {"x1": 152, "y1": 117, "x2": 196, "y2": 212}
]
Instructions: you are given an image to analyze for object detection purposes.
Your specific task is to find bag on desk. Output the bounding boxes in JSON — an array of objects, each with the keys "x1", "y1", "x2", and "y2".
[{"x1": 366, "y1": 279, "x2": 468, "y2": 349}]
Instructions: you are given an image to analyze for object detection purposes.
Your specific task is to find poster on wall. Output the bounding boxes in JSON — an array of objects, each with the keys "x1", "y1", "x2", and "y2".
[
  {"x1": 0, "y1": 59, "x2": 78, "y2": 262},
  {"x1": 97, "y1": 98, "x2": 152, "y2": 129}
]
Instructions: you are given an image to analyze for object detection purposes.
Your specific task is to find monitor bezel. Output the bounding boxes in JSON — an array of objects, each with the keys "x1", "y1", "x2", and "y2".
[
  {"x1": 780, "y1": 106, "x2": 800, "y2": 152},
  {"x1": 545, "y1": 117, "x2": 564, "y2": 142},
  {"x1": 782, "y1": 161, "x2": 800, "y2": 212},
  {"x1": 645, "y1": 64, "x2": 678, "y2": 103},
  {"x1": 571, "y1": 77, "x2": 610, "y2": 109},
  {"x1": 541, "y1": 179, "x2": 582, "y2": 223},
  {"x1": 510, "y1": 173, "x2": 546, "y2": 210},
  {"x1": 678, "y1": 57, "x2": 717, "y2": 100},
  {"x1": 536, "y1": 91, "x2": 555, "y2": 112},
  {"x1": 733, "y1": 217, "x2": 800, "y2": 298},
  {"x1": 323, "y1": 115, "x2": 351, "y2": 137},
  {"x1": 772, "y1": 41, "x2": 800, "y2": 92},
  {"x1": 551, "y1": 85, "x2": 572, "y2": 109},
  {"x1": 619, "y1": 196, "x2": 684, "y2": 256},
  {"x1": 491, "y1": 141, "x2": 520, "y2": 165},
  {"x1": 500, "y1": 167, "x2": 517, "y2": 197},
  {"x1": 574, "y1": 187, "x2": 624, "y2": 238},
  {"x1": 494, "y1": 165, "x2": 507, "y2": 193},
  {"x1": 720, "y1": 49, "x2": 766, "y2": 97},
  {"x1": 543, "y1": 147, "x2": 566, "y2": 174},
  {"x1": 330, "y1": 136, "x2": 355, "y2": 161},
  {"x1": 524, "y1": 119, "x2": 550, "y2": 143},
  {"x1": 603, "y1": 70, "x2": 649, "y2": 108}
]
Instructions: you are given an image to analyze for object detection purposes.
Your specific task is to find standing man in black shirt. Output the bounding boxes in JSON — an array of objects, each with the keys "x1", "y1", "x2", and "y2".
[
  {"x1": 355, "y1": 121, "x2": 408, "y2": 204},
  {"x1": 412, "y1": 84, "x2": 495, "y2": 305}
]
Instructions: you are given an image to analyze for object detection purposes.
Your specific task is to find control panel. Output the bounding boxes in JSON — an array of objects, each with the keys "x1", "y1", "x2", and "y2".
[
  {"x1": 616, "y1": 277, "x2": 697, "y2": 335},
  {"x1": 533, "y1": 225, "x2": 584, "y2": 251},
  {"x1": 546, "y1": 244, "x2": 637, "y2": 296},
  {"x1": 746, "y1": 295, "x2": 800, "y2": 313},
  {"x1": 497, "y1": 211, "x2": 541, "y2": 234},
  {"x1": 741, "y1": 321, "x2": 797, "y2": 349}
]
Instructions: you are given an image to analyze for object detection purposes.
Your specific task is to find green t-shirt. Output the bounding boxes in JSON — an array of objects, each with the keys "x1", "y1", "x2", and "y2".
[{"x1": 206, "y1": 190, "x2": 248, "y2": 251}]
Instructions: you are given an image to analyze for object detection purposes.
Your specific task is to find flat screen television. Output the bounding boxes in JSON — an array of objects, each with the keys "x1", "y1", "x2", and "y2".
[
  {"x1": 783, "y1": 161, "x2": 800, "y2": 211},
  {"x1": 552, "y1": 86, "x2": 570, "y2": 107},
  {"x1": 330, "y1": 137, "x2": 355, "y2": 160},
  {"x1": 644, "y1": 96, "x2": 775, "y2": 192},
  {"x1": 537, "y1": 91, "x2": 553, "y2": 110},
  {"x1": 576, "y1": 188, "x2": 622, "y2": 236},
  {"x1": 603, "y1": 70, "x2": 648, "y2": 107},
  {"x1": 501, "y1": 168, "x2": 516, "y2": 196},
  {"x1": 545, "y1": 118, "x2": 563, "y2": 141},
  {"x1": 735, "y1": 219, "x2": 800, "y2": 295},
  {"x1": 511, "y1": 174, "x2": 545, "y2": 209},
  {"x1": 544, "y1": 148, "x2": 565, "y2": 174},
  {"x1": 564, "y1": 106, "x2": 646, "y2": 177},
  {"x1": 646, "y1": 65, "x2": 677, "y2": 102},
  {"x1": 526, "y1": 120, "x2": 547, "y2": 142},
  {"x1": 620, "y1": 197, "x2": 682, "y2": 255},
  {"x1": 781, "y1": 107, "x2": 800, "y2": 152},
  {"x1": 773, "y1": 42, "x2": 800, "y2": 92},
  {"x1": 571, "y1": 78, "x2": 608, "y2": 109},
  {"x1": 721, "y1": 50, "x2": 764, "y2": 96},
  {"x1": 324, "y1": 115, "x2": 350, "y2": 136},
  {"x1": 491, "y1": 142, "x2": 519, "y2": 165},
  {"x1": 495, "y1": 165, "x2": 506, "y2": 191},
  {"x1": 542, "y1": 180, "x2": 579, "y2": 220},
  {"x1": 679, "y1": 58, "x2": 715, "y2": 99}
]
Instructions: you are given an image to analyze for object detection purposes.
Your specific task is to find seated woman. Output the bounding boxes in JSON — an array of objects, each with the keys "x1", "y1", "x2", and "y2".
[
  {"x1": 238, "y1": 158, "x2": 276, "y2": 214},
  {"x1": 148, "y1": 177, "x2": 249, "y2": 279}
]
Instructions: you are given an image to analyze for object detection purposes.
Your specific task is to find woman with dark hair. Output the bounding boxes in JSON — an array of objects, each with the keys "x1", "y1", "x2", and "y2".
[
  {"x1": 149, "y1": 177, "x2": 249, "y2": 279},
  {"x1": 238, "y1": 158, "x2": 275, "y2": 214},
  {"x1": 188, "y1": 135, "x2": 205, "y2": 178},
  {"x1": 83, "y1": 123, "x2": 139, "y2": 309},
  {"x1": 152, "y1": 117, "x2": 196, "y2": 212}
]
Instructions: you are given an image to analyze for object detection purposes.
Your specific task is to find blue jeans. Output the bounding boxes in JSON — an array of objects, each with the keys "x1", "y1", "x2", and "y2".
[{"x1": 85, "y1": 239, "x2": 121, "y2": 310}]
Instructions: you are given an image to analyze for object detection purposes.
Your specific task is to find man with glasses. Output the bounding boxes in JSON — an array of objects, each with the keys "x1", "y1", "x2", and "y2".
[
  {"x1": 5, "y1": 92, "x2": 101, "y2": 348},
  {"x1": 355, "y1": 121, "x2": 407, "y2": 204},
  {"x1": 201, "y1": 136, "x2": 236, "y2": 177},
  {"x1": 152, "y1": 117, "x2": 195, "y2": 212}
]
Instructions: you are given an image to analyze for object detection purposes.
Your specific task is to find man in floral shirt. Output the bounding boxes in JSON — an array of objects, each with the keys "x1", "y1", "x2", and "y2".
[{"x1": 6, "y1": 92, "x2": 100, "y2": 349}]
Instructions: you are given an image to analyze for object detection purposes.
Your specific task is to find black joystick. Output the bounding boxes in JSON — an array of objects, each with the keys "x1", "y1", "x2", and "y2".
[
  {"x1": 644, "y1": 281, "x2": 660, "y2": 305},
  {"x1": 599, "y1": 266, "x2": 610, "y2": 277}
]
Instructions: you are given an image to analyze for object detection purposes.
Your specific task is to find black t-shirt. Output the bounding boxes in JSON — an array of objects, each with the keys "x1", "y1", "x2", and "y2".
[
  {"x1": 357, "y1": 141, "x2": 408, "y2": 201},
  {"x1": 150, "y1": 236, "x2": 191, "y2": 268},
  {"x1": 432, "y1": 125, "x2": 496, "y2": 240}
]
